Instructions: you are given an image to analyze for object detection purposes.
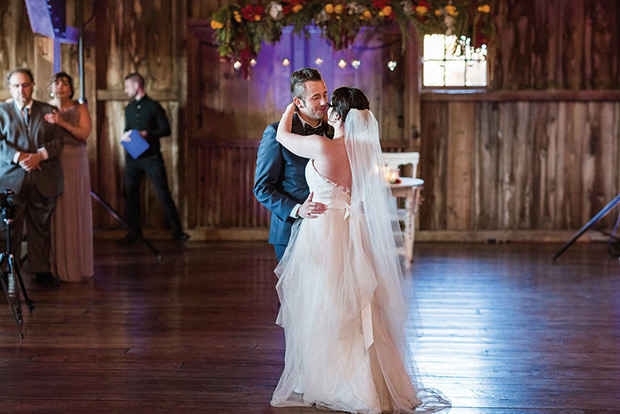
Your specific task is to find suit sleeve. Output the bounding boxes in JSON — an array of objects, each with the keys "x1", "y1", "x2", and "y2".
[
  {"x1": 253, "y1": 123, "x2": 297, "y2": 222},
  {"x1": 40, "y1": 121, "x2": 64, "y2": 160},
  {"x1": 0, "y1": 127, "x2": 16, "y2": 164}
]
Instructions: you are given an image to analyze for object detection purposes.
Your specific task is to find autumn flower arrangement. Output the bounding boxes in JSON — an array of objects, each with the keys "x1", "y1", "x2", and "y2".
[{"x1": 210, "y1": 0, "x2": 493, "y2": 77}]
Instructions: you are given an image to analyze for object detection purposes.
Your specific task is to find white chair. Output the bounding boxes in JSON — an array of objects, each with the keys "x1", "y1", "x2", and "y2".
[
  {"x1": 382, "y1": 152, "x2": 422, "y2": 263},
  {"x1": 382, "y1": 152, "x2": 419, "y2": 179}
]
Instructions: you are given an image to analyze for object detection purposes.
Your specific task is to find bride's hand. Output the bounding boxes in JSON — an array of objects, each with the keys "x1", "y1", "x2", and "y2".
[
  {"x1": 283, "y1": 102, "x2": 297, "y2": 117},
  {"x1": 298, "y1": 192, "x2": 327, "y2": 219}
]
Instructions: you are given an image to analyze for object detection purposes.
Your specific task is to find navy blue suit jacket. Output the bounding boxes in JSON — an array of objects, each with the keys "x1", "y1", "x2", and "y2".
[{"x1": 254, "y1": 114, "x2": 309, "y2": 246}]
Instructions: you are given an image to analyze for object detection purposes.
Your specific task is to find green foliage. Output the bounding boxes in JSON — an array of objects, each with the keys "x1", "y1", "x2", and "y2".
[{"x1": 209, "y1": 0, "x2": 494, "y2": 73}]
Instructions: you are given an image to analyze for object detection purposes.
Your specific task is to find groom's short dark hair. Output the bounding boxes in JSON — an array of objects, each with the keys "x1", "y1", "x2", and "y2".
[{"x1": 290, "y1": 67, "x2": 323, "y2": 101}]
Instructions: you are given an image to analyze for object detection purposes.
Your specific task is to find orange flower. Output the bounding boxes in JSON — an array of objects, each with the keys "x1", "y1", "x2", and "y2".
[
  {"x1": 325, "y1": 4, "x2": 334, "y2": 13},
  {"x1": 478, "y1": 4, "x2": 491, "y2": 13},
  {"x1": 415, "y1": 5, "x2": 428, "y2": 14},
  {"x1": 292, "y1": 4, "x2": 303, "y2": 12},
  {"x1": 210, "y1": 20, "x2": 224, "y2": 29},
  {"x1": 382, "y1": 5, "x2": 392, "y2": 16},
  {"x1": 445, "y1": 5, "x2": 458, "y2": 16},
  {"x1": 334, "y1": 4, "x2": 343, "y2": 14}
]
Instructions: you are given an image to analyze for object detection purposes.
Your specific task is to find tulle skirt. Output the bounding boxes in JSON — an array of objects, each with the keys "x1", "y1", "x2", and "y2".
[{"x1": 272, "y1": 208, "x2": 424, "y2": 413}]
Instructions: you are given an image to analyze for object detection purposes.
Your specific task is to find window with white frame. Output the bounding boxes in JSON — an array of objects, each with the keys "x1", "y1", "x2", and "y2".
[{"x1": 423, "y1": 34, "x2": 487, "y2": 87}]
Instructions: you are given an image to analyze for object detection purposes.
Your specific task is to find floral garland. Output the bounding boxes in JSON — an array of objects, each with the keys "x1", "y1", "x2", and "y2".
[{"x1": 210, "y1": 0, "x2": 493, "y2": 78}]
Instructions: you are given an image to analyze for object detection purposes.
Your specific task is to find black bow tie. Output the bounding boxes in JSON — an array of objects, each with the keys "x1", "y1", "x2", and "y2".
[{"x1": 304, "y1": 123, "x2": 324, "y2": 136}]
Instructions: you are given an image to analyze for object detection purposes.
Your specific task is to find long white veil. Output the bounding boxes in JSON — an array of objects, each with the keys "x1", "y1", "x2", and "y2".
[{"x1": 345, "y1": 109, "x2": 450, "y2": 412}]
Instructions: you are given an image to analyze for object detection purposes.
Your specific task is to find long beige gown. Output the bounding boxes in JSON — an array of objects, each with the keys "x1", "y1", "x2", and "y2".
[{"x1": 50, "y1": 103, "x2": 94, "y2": 282}]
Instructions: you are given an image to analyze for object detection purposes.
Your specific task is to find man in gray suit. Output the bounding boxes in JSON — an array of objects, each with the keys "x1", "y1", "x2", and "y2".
[{"x1": 0, "y1": 68, "x2": 64, "y2": 284}]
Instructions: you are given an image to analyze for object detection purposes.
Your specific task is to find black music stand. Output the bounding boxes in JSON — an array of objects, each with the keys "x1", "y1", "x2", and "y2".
[
  {"x1": 552, "y1": 193, "x2": 620, "y2": 262},
  {"x1": 91, "y1": 191, "x2": 163, "y2": 261}
]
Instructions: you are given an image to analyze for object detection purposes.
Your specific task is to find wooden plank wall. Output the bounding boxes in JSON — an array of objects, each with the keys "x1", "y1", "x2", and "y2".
[
  {"x1": 190, "y1": 140, "x2": 268, "y2": 229},
  {"x1": 420, "y1": 100, "x2": 620, "y2": 234},
  {"x1": 419, "y1": 0, "x2": 620, "y2": 238}
]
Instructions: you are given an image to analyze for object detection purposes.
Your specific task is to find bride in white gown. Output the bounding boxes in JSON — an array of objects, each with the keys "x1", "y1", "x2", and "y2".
[{"x1": 271, "y1": 87, "x2": 450, "y2": 413}]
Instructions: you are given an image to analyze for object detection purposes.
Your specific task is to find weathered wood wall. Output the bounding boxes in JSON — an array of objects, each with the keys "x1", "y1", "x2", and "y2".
[
  {"x1": 418, "y1": 0, "x2": 620, "y2": 239},
  {"x1": 420, "y1": 98, "x2": 620, "y2": 235}
]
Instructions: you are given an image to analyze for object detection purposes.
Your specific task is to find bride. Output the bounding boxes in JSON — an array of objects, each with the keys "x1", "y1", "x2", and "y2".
[{"x1": 271, "y1": 87, "x2": 449, "y2": 413}]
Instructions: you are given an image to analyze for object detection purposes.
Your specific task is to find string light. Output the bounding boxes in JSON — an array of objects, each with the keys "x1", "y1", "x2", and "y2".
[
  {"x1": 338, "y1": 59, "x2": 347, "y2": 69},
  {"x1": 282, "y1": 58, "x2": 290, "y2": 66},
  {"x1": 315, "y1": 57, "x2": 323, "y2": 65},
  {"x1": 351, "y1": 59, "x2": 361, "y2": 69},
  {"x1": 250, "y1": 59, "x2": 257, "y2": 67},
  {"x1": 233, "y1": 60, "x2": 242, "y2": 70},
  {"x1": 387, "y1": 60, "x2": 397, "y2": 71}
]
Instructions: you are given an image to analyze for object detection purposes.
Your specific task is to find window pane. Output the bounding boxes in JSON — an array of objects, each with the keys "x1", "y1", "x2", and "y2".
[
  {"x1": 466, "y1": 61, "x2": 487, "y2": 86},
  {"x1": 444, "y1": 61, "x2": 465, "y2": 86},
  {"x1": 423, "y1": 34, "x2": 446, "y2": 60},
  {"x1": 422, "y1": 34, "x2": 487, "y2": 87},
  {"x1": 423, "y1": 61, "x2": 445, "y2": 87}
]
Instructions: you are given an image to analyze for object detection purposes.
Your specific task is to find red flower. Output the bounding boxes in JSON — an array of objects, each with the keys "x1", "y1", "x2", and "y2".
[
  {"x1": 373, "y1": 0, "x2": 389, "y2": 10},
  {"x1": 417, "y1": 0, "x2": 430, "y2": 8},
  {"x1": 289, "y1": 0, "x2": 304, "y2": 6},
  {"x1": 282, "y1": 5, "x2": 291, "y2": 14},
  {"x1": 255, "y1": 4, "x2": 265, "y2": 16},
  {"x1": 241, "y1": 5, "x2": 254, "y2": 20}
]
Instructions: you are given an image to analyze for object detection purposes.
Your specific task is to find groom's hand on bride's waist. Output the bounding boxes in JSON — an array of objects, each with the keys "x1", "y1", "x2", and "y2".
[{"x1": 298, "y1": 192, "x2": 327, "y2": 219}]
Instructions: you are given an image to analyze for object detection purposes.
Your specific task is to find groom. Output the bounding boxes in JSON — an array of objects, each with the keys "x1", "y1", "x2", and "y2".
[{"x1": 254, "y1": 67, "x2": 330, "y2": 260}]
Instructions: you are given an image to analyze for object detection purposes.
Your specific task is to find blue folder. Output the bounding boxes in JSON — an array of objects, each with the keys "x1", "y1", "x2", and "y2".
[{"x1": 121, "y1": 129, "x2": 150, "y2": 159}]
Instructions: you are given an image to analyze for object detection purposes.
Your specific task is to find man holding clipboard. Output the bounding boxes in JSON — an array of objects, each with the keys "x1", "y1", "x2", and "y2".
[{"x1": 119, "y1": 73, "x2": 189, "y2": 245}]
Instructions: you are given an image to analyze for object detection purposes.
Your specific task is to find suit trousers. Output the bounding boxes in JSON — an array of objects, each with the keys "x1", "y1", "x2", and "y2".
[
  {"x1": 124, "y1": 152, "x2": 183, "y2": 237},
  {"x1": 0, "y1": 173, "x2": 56, "y2": 273}
]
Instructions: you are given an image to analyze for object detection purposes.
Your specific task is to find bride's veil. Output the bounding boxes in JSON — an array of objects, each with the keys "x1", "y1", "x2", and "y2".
[{"x1": 345, "y1": 109, "x2": 450, "y2": 412}]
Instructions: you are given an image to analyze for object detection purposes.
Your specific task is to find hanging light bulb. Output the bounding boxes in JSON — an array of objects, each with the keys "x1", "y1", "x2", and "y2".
[
  {"x1": 338, "y1": 59, "x2": 347, "y2": 69},
  {"x1": 351, "y1": 59, "x2": 361, "y2": 69},
  {"x1": 387, "y1": 60, "x2": 397, "y2": 71},
  {"x1": 315, "y1": 57, "x2": 324, "y2": 65},
  {"x1": 282, "y1": 58, "x2": 291, "y2": 66},
  {"x1": 250, "y1": 58, "x2": 257, "y2": 67},
  {"x1": 233, "y1": 60, "x2": 242, "y2": 70}
]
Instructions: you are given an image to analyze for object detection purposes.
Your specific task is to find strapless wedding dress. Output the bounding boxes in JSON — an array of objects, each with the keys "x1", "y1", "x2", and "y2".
[{"x1": 271, "y1": 160, "x2": 433, "y2": 413}]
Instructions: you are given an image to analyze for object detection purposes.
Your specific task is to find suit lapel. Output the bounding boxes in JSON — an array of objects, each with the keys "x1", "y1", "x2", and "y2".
[
  {"x1": 9, "y1": 102, "x2": 29, "y2": 138},
  {"x1": 28, "y1": 101, "x2": 42, "y2": 137}
]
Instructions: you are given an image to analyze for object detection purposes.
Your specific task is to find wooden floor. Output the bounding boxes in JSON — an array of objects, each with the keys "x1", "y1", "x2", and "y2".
[{"x1": 0, "y1": 240, "x2": 619, "y2": 413}]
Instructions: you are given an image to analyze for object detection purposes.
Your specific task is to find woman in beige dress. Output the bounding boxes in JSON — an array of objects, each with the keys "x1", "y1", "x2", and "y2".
[{"x1": 45, "y1": 72, "x2": 94, "y2": 282}]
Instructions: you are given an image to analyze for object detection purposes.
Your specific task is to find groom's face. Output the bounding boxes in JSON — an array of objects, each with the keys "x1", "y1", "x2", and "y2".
[{"x1": 296, "y1": 80, "x2": 328, "y2": 124}]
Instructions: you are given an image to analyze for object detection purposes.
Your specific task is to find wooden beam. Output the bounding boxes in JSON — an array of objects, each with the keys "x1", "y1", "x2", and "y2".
[
  {"x1": 422, "y1": 89, "x2": 620, "y2": 102},
  {"x1": 96, "y1": 89, "x2": 179, "y2": 101}
]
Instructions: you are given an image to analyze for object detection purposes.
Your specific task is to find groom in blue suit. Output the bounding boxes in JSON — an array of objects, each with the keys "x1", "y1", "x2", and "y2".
[{"x1": 254, "y1": 68, "x2": 330, "y2": 260}]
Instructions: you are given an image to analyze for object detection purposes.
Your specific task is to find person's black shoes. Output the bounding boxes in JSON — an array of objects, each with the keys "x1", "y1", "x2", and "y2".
[
  {"x1": 173, "y1": 232, "x2": 190, "y2": 245},
  {"x1": 36, "y1": 272, "x2": 60, "y2": 286}
]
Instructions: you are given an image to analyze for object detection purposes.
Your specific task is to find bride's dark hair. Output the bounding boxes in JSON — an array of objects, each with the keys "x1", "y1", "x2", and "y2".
[{"x1": 330, "y1": 87, "x2": 369, "y2": 121}]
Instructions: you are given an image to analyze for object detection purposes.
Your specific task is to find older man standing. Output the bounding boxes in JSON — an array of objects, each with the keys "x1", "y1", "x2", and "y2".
[{"x1": 0, "y1": 68, "x2": 64, "y2": 284}]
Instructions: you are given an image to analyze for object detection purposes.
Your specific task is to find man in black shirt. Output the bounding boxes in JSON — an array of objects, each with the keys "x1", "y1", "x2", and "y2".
[{"x1": 119, "y1": 72, "x2": 189, "y2": 244}]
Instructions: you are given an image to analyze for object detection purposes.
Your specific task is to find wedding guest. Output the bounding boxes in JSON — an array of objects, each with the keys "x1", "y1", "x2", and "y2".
[
  {"x1": 0, "y1": 68, "x2": 64, "y2": 285},
  {"x1": 45, "y1": 72, "x2": 94, "y2": 282}
]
